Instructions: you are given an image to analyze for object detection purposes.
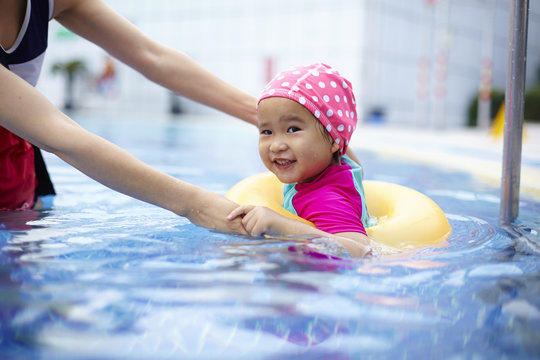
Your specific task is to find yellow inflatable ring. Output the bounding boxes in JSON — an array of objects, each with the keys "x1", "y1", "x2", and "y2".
[{"x1": 226, "y1": 172, "x2": 452, "y2": 250}]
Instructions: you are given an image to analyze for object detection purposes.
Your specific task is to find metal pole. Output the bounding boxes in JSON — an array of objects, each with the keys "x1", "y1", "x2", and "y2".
[{"x1": 500, "y1": 0, "x2": 529, "y2": 225}]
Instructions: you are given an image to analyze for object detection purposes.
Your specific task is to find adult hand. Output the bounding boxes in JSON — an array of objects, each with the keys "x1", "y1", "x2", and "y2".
[{"x1": 186, "y1": 188, "x2": 247, "y2": 234}]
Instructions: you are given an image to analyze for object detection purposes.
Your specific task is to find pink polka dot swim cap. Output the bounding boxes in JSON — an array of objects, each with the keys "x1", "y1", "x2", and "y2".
[{"x1": 258, "y1": 63, "x2": 357, "y2": 155}]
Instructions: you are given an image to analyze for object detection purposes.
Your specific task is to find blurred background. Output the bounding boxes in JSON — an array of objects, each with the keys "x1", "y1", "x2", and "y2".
[{"x1": 39, "y1": 0, "x2": 540, "y2": 128}]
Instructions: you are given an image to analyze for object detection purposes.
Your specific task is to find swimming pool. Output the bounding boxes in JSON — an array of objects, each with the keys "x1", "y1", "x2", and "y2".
[{"x1": 1, "y1": 112, "x2": 539, "y2": 359}]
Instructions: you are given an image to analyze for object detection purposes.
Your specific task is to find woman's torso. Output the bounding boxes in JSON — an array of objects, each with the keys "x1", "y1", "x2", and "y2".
[{"x1": 0, "y1": 0, "x2": 54, "y2": 209}]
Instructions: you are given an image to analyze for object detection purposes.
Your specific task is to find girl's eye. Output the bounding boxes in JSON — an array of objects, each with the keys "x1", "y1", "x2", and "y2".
[
  {"x1": 287, "y1": 126, "x2": 301, "y2": 133},
  {"x1": 260, "y1": 129, "x2": 272, "y2": 135}
]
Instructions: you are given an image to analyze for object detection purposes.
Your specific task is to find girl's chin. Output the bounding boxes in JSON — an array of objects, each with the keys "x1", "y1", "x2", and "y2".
[
  {"x1": 276, "y1": 176, "x2": 297, "y2": 184},
  {"x1": 273, "y1": 172, "x2": 300, "y2": 184},
  {"x1": 274, "y1": 170, "x2": 317, "y2": 184}
]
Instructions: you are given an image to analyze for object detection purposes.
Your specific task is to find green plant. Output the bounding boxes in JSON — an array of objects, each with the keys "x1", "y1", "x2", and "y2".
[
  {"x1": 524, "y1": 86, "x2": 540, "y2": 123},
  {"x1": 466, "y1": 89, "x2": 505, "y2": 127},
  {"x1": 51, "y1": 59, "x2": 87, "y2": 110},
  {"x1": 467, "y1": 64, "x2": 540, "y2": 125}
]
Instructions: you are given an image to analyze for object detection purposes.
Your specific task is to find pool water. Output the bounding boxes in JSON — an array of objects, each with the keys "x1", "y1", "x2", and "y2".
[{"x1": 1, "y1": 112, "x2": 539, "y2": 359}]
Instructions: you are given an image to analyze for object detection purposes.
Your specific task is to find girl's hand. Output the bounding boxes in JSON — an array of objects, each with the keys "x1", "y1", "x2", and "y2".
[
  {"x1": 228, "y1": 205, "x2": 286, "y2": 236},
  {"x1": 227, "y1": 205, "x2": 373, "y2": 258}
]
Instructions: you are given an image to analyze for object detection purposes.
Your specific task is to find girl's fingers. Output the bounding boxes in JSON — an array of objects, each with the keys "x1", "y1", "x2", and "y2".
[
  {"x1": 227, "y1": 205, "x2": 266, "y2": 236},
  {"x1": 241, "y1": 210, "x2": 256, "y2": 234},
  {"x1": 227, "y1": 205, "x2": 253, "y2": 220},
  {"x1": 242, "y1": 211, "x2": 265, "y2": 236}
]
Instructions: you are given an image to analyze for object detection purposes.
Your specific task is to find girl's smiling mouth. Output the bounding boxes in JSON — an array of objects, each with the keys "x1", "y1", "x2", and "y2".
[{"x1": 273, "y1": 158, "x2": 296, "y2": 168}]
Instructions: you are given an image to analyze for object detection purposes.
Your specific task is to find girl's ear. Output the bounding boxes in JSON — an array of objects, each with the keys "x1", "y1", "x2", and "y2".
[{"x1": 331, "y1": 142, "x2": 340, "y2": 154}]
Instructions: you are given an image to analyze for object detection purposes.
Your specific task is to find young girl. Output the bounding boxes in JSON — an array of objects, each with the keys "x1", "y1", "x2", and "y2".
[{"x1": 228, "y1": 63, "x2": 372, "y2": 257}]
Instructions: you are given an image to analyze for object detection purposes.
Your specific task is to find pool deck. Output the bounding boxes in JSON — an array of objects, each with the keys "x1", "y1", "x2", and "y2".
[{"x1": 349, "y1": 123, "x2": 540, "y2": 199}]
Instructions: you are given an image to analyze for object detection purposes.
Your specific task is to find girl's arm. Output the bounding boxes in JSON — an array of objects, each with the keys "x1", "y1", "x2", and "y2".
[
  {"x1": 52, "y1": 0, "x2": 258, "y2": 125},
  {"x1": 228, "y1": 205, "x2": 372, "y2": 258},
  {"x1": 0, "y1": 66, "x2": 246, "y2": 233}
]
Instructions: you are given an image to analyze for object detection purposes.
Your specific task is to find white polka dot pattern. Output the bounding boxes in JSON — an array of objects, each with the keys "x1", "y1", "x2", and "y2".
[{"x1": 258, "y1": 63, "x2": 357, "y2": 155}]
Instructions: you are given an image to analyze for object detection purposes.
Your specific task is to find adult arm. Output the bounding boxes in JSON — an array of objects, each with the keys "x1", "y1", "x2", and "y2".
[
  {"x1": 52, "y1": 0, "x2": 258, "y2": 125},
  {"x1": 228, "y1": 205, "x2": 372, "y2": 257},
  {"x1": 0, "y1": 66, "x2": 246, "y2": 233}
]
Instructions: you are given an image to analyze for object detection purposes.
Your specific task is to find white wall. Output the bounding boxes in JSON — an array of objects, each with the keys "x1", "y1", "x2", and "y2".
[
  {"x1": 361, "y1": 0, "x2": 540, "y2": 127},
  {"x1": 37, "y1": 0, "x2": 540, "y2": 127}
]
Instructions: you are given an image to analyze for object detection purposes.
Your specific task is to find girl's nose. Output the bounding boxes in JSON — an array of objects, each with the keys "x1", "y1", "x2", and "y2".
[{"x1": 269, "y1": 138, "x2": 287, "y2": 153}]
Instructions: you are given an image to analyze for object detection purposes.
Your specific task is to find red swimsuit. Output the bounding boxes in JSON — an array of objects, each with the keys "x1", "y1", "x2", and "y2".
[{"x1": 0, "y1": 130, "x2": 36, "y2": 209}]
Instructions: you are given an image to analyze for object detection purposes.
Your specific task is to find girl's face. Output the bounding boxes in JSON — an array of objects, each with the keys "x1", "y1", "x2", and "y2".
[{"x1": 257, "y1": 97, "x2": 340, "y2": 184}]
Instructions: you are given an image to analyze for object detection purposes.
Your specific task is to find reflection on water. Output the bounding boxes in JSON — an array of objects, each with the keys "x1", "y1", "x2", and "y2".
[{"x1": 1, "y1": 113, "x2": 539, "y2": 359}]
